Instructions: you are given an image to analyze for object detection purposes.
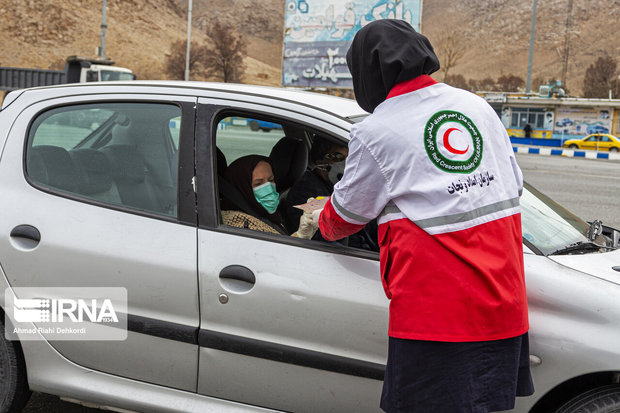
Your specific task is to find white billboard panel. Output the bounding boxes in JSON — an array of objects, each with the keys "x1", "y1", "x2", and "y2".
[{"x1": 283, "y1": 0, "x2": 423, "y2": 88}]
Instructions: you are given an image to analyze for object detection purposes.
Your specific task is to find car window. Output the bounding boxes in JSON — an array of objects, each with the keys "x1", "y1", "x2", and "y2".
[
  {"x1": 213, "y1": 113, "x2": 379, "y2": 252},
  {"x1": 26, "y1": 102, "x2": 181, "y2": 217},
  {"x1": 169, "y1": 115, "x2": 182, "y2": 149},
  {"x1": 30, "y1": 107, "x2": 116, "y2": 150},
  {"x1": 215, "y1": 114, "x2": 297, "y2": 235},
  {"x1": 216, "y1": 116, "x2": 285, "y2": 162},
  {"x1": 586, "y1": 136, "x2": 597, "y2": 142},
  {"x1": 601, "y1": 136, "x2": 611, "y2": 142}
]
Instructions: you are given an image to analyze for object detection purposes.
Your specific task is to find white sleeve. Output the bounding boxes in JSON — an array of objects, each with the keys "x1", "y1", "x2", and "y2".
[
  {"x1": 500, "y1": 124, "x2": 524, "y2": 196},
  {"x1": 330, "y1": 135, "x2": 390, "y2": 224}
]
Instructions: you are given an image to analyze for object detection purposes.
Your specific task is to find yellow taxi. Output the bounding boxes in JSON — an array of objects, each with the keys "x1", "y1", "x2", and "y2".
[{"x1": 563, "y1": 134, "x2": 620, "y2": 152}]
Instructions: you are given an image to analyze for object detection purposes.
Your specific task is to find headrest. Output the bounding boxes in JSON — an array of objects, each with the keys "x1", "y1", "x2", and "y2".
[
  {"x1": 101, "y1": 145, "x2": 147, "y2": 183},
  {"x1": 269, "y1": 136, "x2": 308, "y2": 193},
  {"x1": 69, "y1": 149, "x2": 113, "y2": 194},
  {"x1": 27, "y1": 145, "x2": 79, "y2": 192}
]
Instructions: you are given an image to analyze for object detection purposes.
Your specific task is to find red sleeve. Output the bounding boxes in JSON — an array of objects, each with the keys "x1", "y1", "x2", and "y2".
[{"x1": 319, "y1": 198, "x2": 365, "y2": 241}]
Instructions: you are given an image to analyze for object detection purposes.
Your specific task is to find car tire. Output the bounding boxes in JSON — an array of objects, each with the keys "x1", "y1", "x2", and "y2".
[
  {"x1": 610, "y1": 147, "x2": 619, "y2": 153},
  {"x1": 555, "y1": 385, "x2": 620, "y2": 413},
  {"x1": 0, "y1": 318, "x2": 31, "y2": 413},
  {"x1": 249, "y1": 120, "x2": 259, "y2": 131},
  {"x1": 569, "y1": 144, "x2": 579, "y2": 149}
]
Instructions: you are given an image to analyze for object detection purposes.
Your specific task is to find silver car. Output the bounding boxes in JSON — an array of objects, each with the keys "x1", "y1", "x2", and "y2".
[{"x1": 1, "y1": 82, "x2": 619, "y2": 413}]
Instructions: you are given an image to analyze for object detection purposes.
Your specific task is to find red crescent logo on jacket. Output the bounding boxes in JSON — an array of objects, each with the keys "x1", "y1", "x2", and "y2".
[{"x1": 443, "y1": 127, "x2": 469, "y2": 155}]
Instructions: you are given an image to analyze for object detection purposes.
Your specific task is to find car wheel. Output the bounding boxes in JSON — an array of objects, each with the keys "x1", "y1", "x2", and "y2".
[
  {"x1": 0, "y1": 318, "x2": 31, "y2": 413},
  {"x1": 610, "y1": 147, "x2": 619, "y2": 153},
  {"x1": 569, "y1": 144, "x2": 579, "y2": 149},
  {"x1": 555, "y1": 385, "x2": 620, "y2": 413},
  {"x1": 249, "y1": 120, "x2": 259, "y2": 131}
]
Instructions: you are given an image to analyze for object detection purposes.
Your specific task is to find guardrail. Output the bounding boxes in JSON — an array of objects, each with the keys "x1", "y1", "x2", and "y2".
[{"x1": 513, "y1": 146, "x2": 620, "y2": 160}]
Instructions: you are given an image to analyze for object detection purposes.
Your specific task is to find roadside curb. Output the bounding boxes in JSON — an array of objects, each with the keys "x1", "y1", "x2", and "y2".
[{"x1": 513, "y1": 146, "x2": 620, "y2": 161}]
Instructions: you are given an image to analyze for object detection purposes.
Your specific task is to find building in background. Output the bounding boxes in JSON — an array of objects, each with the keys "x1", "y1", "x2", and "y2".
[
  {"x1": 282, "y1": 0, "x2": 422, "y2": 89},
  {"x1": 481, "y1": 92, "x2": 620, "y2": 146}
]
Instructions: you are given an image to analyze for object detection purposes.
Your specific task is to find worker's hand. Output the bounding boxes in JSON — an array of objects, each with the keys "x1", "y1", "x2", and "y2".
[
  {"x1": 312, "y1": 208, "x2": 323, "y2": 226},
  {"x1": 293, "y1": 210, "x2": 318, "y2": 239}
]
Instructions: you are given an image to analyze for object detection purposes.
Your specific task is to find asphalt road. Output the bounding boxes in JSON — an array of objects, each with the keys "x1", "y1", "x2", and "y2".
[
  {"x1": 515, "y1": 153, "x2": 620, "y2": 230},
  {"x1": 21, "y1": 153, "x2": 620, "y2": 413}
]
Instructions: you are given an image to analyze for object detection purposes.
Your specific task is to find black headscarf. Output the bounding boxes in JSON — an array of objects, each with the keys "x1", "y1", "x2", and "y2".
[
  {"x1": 346, "y1": 19, "x2": 440, "y2": 113},
  {"x1": 222, "y1": 154, "x2": 283, "y2": 225}
]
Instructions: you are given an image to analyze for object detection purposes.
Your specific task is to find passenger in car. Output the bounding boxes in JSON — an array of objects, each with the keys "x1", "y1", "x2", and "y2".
[
  {"x1": 285, "y1": 135, "x2": 348, "y2": 232},
  {"x1": 221, "y1": 154, "x2": 317, "y2": 239},
  {"x1": 286, "y1": 136, "x2": 379, "y2": 251}
]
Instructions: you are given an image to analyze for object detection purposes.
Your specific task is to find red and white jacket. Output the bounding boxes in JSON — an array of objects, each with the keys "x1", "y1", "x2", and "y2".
[{"x1": 320, "y1": 75, "x2": 528, "y2": 342}]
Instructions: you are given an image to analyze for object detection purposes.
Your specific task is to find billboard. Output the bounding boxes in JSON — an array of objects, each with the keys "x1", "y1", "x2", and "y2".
[
  {"x1": 283, "y1": 0, "x2": 423, "y2": 88},
  {"x1": 554, "y1": 107, "x2": 612, "y2": 136}
]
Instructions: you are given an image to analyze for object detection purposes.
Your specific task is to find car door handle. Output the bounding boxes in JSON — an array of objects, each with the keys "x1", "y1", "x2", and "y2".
[
  {"x1": 10, "y1": 225, "x2": 41, "y2": 242},
  {"x1": 219, "y1": 265, "x2": 256, "y2": 285},
  {"x1": 9, "y1": 224, "x2": 41, "y2": 250}
]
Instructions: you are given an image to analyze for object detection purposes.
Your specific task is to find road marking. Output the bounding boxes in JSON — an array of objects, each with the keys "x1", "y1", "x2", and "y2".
[{"x1": 523, "y1": 168, "x2": 620, "y2": 181}]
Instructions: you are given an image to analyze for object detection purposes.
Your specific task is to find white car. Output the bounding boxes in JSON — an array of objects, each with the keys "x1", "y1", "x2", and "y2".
[{"x1": 0, "y1": 81, "x2": 619, "y2": 413}]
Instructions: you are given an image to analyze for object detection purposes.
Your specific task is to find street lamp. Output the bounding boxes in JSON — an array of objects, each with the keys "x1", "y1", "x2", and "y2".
[
  {"x1": 185, "y1": 0, "x2": 193, "y2": 81},
  {"x1": 525, "y1": 0, "x2": 538, "y2": 93},
  {"x1": 99, "y1": 0, "x2": 107, "y2": 59}
]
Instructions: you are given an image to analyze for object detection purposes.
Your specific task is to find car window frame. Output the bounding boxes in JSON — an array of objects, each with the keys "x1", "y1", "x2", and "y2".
[
  {"x1": 22, "y1": 98, "x2": 197, "y2": 226},
  {"x1": 195, "y1": 103, "x2": 379, "y2": 261}
]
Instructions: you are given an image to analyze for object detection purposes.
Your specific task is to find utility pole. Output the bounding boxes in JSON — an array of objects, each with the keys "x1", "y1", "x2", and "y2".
[
  {"x1": 99, "y1": 0, "x2": 107, "y2": 59},
  {"x1": 525, "y1": 0, "x2": 537, "y2": 93},
  {"x1": 561, "y1": 0, "x2": 574, "y2": 90},
  {"x1": 185, "y1": 0, "x2": 193, "y2": 81}
]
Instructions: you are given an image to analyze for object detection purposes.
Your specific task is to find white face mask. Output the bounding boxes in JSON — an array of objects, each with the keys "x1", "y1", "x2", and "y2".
[{"x1": 327, "y1": 160, "x2": 346, "y2": 185}]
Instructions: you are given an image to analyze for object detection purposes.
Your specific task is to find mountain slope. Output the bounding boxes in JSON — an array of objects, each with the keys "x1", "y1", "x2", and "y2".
[{"x1": 1, "y1": 0, "x2": 618, "y2": 95}]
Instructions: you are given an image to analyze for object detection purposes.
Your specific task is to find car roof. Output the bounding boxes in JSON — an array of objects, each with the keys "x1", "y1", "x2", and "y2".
[
  {"x1": 10, "y1": 80, "x2": 368, "y2": 120},
  {"x1": 585, "y1": 133, "x2": 617, "y2": 138}
]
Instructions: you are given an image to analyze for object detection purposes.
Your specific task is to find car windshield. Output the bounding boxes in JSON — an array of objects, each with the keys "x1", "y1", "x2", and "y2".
[
  {"x1": 521, "y1": 182, "x2": 608, "y2": 255},
  {"x1": 100, "y1": 70, "x2": 135, "y2": 81}
]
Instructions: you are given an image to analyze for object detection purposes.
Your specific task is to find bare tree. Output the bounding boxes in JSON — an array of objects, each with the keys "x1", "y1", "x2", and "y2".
[
  {"x1": 204, "y1": 22, "x2": 247, "y2": 83},
  {"x1": 435, "y1": 29, "x2": 466, "y2": 81},
  {"x1": 165, "y1": 39, "x2": 207, "y2": 80},
  {"x1": 468, "y1": 77, "x2": 497, "y2": 92},
  {"x1": 444, "y1": 74, "x2": 469, "y2": 90},
  {"x1": 496, "y1": 74, "x2": 525, "y2": 91},
  {"x1": 582, "y1": 55, "x2": 618, "y2": 98}
]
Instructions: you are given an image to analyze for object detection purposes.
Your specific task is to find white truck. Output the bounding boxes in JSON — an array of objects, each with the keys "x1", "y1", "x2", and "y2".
[{"x1": 0, "y1": 55, "x2": 135, "y2": 95}]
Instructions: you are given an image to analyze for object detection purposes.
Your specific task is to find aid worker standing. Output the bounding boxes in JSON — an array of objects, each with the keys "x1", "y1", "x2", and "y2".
[{"x1": 317, "y1": 19, "x2": 534, "y2": 412}]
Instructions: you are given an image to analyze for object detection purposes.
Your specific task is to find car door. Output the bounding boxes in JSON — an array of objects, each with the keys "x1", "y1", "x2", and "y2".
[
  {"x1": 582, "y1": 135, "x2": 599, "y2": 150},
  {"x1": 194, "y1": 99, "x2": 388, "y2": 412},
  {"x1": 0, "y1": 92, "x2": 200, "y2": 391},
  {"x1": 599, "y1": 135, "x2": 612, "y2": 151}
]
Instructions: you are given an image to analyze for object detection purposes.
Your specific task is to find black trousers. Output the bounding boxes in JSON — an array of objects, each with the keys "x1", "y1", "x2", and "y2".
[{"x1": 380, "y1": 333, "x2": 534, "y2": 413}]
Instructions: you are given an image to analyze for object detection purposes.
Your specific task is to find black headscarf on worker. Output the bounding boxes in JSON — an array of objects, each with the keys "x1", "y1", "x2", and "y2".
[{"x1": 346, "y1": 19, "x2": 440, "y2": 113}]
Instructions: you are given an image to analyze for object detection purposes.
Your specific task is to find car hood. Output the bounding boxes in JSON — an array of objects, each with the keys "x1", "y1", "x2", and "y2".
[{"x1": 549, "y1": 248, "x2": 620, "y2": 284}]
